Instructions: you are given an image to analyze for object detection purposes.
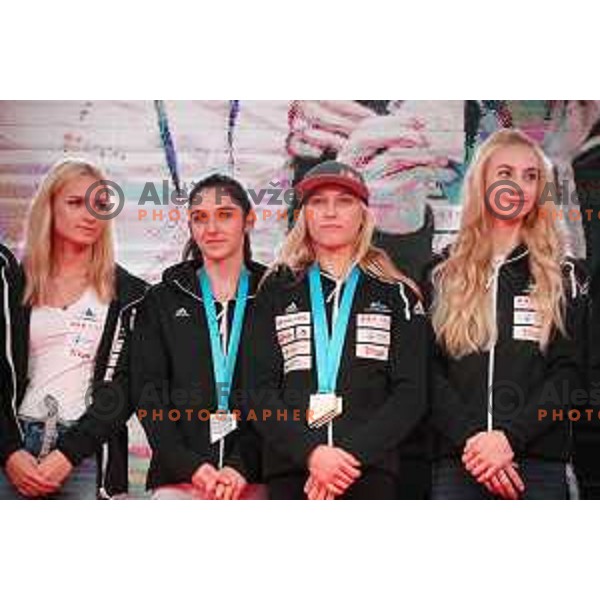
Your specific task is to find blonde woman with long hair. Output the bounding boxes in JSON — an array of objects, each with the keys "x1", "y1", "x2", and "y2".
[
  {"x1": 247, "y1": 161, "x2": 428, "y2": 499},
  {"x1": 429, "y1": 129, "x2": 587, "y2": 500},
  {"x1": 0, "y1": 158, "x2": 147, "y2": 499}
]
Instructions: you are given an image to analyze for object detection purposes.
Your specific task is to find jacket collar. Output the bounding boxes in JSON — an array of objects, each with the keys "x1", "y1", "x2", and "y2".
[
  {"x1": 114, "y1": 265, "x2": 148, "y2": 307},
  {"x1": 163, "y1": 259, "x2": 266, "y2": 300},
  {"x1": 501, "y1": 243, "x2": 529, "y2": 266}
]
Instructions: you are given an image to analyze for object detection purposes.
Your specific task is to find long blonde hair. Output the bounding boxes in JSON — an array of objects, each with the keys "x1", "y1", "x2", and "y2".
[
  {"x1": 432, "y1": 129, "x2": 565, "y2": 358},
  {"x1": 23, "y1": 158, "x2": 116, "y2": 306},
  {"x1": 273, "y1": 203, "x2": 421, "y2": 297}
]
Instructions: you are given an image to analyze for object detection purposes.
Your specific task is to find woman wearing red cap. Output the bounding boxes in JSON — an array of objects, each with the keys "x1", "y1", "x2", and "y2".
[{"x1": 247, "y1": 161, "x2": 428, "y2": 499}]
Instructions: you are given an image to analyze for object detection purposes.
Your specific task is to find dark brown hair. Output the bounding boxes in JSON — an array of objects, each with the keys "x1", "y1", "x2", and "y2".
[{"x1": 182, "y1": 173, "x2": 253, "y2": 264}]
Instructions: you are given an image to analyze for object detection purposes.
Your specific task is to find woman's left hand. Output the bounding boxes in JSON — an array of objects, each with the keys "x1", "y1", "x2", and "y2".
[
  {"x1": 214, "y1": 467, "x2": 247, "y2": 500},
  {"x1": 462, "y1": 430, "x2": 515, "y2": 482},
  {"x1": 38, "y1": 450, "x2": 74, "y2": 487},
  {"x1": 304, "y1": 475, "x2": 336, "y2": 500}
]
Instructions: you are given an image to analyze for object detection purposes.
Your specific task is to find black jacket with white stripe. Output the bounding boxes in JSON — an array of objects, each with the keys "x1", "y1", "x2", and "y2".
[
  {"x1": 0, "y1": 251, "x2": 148, "y2": 497},
  {"x1": 428, "y1": 244, "x2": 589, "y2": 462},
  {"x1": 246, "y1": 265, "x2": 428, "y2": 481},
  {"x1": 130, "y1": 259, "x2": 267, "y2": 490},
  {"x1": 0, "y1": 244, "x2": 22, "y2": 468}
]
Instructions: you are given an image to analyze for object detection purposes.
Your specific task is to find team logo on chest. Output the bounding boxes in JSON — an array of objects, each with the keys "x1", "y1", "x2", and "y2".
[
  {"x1": 512, "y1": 292, "x2": 541, "y2": 342},
  {"x1": 355, "y1": 303, "x2": 392, "y2": 362},
  {"x1": 276, "y1": 303, "x2": 312, "y2": 374}
]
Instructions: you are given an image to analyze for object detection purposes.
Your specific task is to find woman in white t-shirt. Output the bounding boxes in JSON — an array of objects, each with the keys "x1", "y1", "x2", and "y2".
[{"x1": 0, "y1": 158, "x2": 147, "y2": 499}]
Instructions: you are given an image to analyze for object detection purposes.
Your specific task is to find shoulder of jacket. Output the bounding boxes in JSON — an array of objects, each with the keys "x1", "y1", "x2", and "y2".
[
  {"x1": 388, "y1": 279, "x2": 426, "y2": 321},
  {"x1": 116, "y1": 265, "x2": 150, "y2": 303},
  {"x1": 0, "y1": 244, "x2": 18, "y2": 271},
  {"x1": 258, "y1": 265, "x2": 298, "y2": 294}
]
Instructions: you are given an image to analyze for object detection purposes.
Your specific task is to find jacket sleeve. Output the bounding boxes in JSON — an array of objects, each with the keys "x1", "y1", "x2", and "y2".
[
  {"x1": 335, "y1": 285, "x2": 428, "y2": 467},
  {"x1": 130, "y1": 289, "x2": 209, "y2": 482},
  {"x1": 244, "y1": 277, "x2": 322, "y2": 469},
  {"x1": 0, "y1": 249, "x2": 24, "y2": 466},
  {"x1": 222, "y1": 432, "x2": 248, "y2": 478},
  {"x1": 0, "y1": 396, "x2": 23, "y2": 466},
  {"x1": 56, "y1": 297, "x2": 145, "y2": 466},
  {"x1": 503, "y1": 270, "x2": 588, "y2": 452},
  {"x1": 221, "y1": 383, "x2": 248, "y2": 478}
]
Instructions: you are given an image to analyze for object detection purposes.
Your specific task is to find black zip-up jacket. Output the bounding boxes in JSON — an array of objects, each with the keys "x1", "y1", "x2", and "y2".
[
  {"x1": 0, "y1": 257, "x2": 148, "y2": 497},
  {"x1": 0, "y1": 244, "x2": 22, "y2": 466},
  {"x1": 246, "y1": 265, "x2": 428, "y2": 481},
  {"x1": 428, "y1": 244, "x2": 588, "y2": 462},
  {"x1": 130, "y1": 259, "x2": 267, "y2": 490}
]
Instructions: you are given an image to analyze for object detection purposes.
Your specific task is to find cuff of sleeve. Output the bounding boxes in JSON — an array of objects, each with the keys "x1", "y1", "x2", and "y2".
[
  {"x1": 56, "y1": 434, "x2": 88, "y2": 467},
  {"x1": 163, "y1": 451, "x2": 208, "y2": 483},
  {"x1": 502, "y1": 427, "x2": 526, "y2": 455},
  {"x1": 0, "y1": 439, "x2": 25, "y2": 467}
]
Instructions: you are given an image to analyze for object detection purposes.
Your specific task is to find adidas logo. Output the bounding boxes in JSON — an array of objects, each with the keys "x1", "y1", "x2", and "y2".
[
  {"x1": 285, "y1": 302, "x2": 299, "y2": 314},
  {"x1": 413, "y1": 301, "x2": 425, "y2": 316},
  {"x1": 175, "y1": 307, "x2": 191, "y2": 318}
]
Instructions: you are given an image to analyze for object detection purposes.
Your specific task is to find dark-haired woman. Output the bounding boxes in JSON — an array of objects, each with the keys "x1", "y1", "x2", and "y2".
[{"x1": 131, "y1": 174, "x2": 266, "y2": 499}]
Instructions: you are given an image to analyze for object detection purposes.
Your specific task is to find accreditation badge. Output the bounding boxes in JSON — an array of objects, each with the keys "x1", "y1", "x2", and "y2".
[
  {"x1": 308, "y1": 393, "x2": 343, "y2": 429},
  {"x1": 210, "y1": 411, "x2": 238, "y2": 444}
]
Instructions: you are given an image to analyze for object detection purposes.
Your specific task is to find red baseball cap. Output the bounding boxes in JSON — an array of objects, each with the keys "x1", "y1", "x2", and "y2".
[{"x1": 294, "y1": 160, "x2": 369, "y2": 205}]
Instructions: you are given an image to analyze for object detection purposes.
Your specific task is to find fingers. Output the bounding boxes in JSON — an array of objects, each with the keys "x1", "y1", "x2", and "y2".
[
  {"x1": 486, "y1": 471, "x2": 518, "y2": 500},
  {"x1": 222, "y1": 484, "x2": 234, "y2": 500},
  {"x1": 336, "y1": 448, "x2": 361, "y2": 468},
  {"x1": 464, "y1": 455, "x2": 486, "y2": 475},
  {"x1": 486, "y1": 475, "x2": 504, "y2": 497},
  {"x1": 315, "y1": 486, "x2": 328, "y2": 501},
  {"x1": 338, "y1": 462, "x2": 361, "y2": 480},
  {"x1": 326, "y1": 482, "x2": 346, "y2": 496},
  {"x1": 483, "y1": 479, "x2": 497, "y2": 496},
  {"x1": 476, "y1": 463, "x2": 503, "y2": 482},
  {"x1": 495, "y1": 470, "x2": 519, "y2": 500},
  {"x1": 16, "y1": 482, "x2": 43, "y2": 498},
  {"x1": 204, "y1": 474, "x2": 219, "y2": 499},
  {"x1": 333, "y1": 474, "x2": 353, "y2": 491},
  {"x1": 306, "y1": 477, "x2": 336, "y2": 500},
  {"x1": 304, "y1": 476, "x2": 314, "y2": 496},
  {"x1": 308, "y1": 481, "x2": 321, "y2": 500},
  {"x1": 305, "y1": 477, "x2": 319, "y2": 500},
  {"x1": 504, "y1": 464, "x2": 525, "y2": 494},
  {"x1": 214, "y1": 483, "x2": 225, "y2": 500},
  {"x1": 231, "y1": 480, "x2": 244, "y2": 500},
  {"x1": 23, "y1": 472, "x2": 59, "y2": 495}
]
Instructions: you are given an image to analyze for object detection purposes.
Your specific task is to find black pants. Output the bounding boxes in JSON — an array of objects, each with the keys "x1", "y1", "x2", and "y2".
[
  {"x1": 432, "y1": 458, "x2": 569, "y2": 500},
  {"x1": 268, "y1": 469, "x2": 398, "y2": 500}
]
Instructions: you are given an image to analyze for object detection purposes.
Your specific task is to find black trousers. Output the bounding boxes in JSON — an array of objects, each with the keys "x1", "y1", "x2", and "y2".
[
  {"x1": 431, "y1": 458, "x2": 569, "y2": 500},
  {"x1": 268, "y1": 469, "x2": 398, "y2": 500}
]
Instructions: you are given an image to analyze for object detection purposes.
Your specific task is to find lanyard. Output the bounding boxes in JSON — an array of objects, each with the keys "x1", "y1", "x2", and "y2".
[
  {"x1": 308, "y1": 263, "x2": 360, "y2": 394},
  {"x1": 199, "y1": 267, "x2": 249, "y2": 412}
]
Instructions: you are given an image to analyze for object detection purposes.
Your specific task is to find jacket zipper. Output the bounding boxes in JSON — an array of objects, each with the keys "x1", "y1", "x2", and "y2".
[
  {"x1": 97, "y1": 293, "x2": 146, "y2": 499},
  {"x1": 486, "y1": 248, "x2": 530, "y2": 431}
]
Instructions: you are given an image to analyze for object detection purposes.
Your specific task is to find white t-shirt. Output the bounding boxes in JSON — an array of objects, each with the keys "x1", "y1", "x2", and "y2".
[{"x1": 19, "y1": 287, "x2": 109, "y2": 422}]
